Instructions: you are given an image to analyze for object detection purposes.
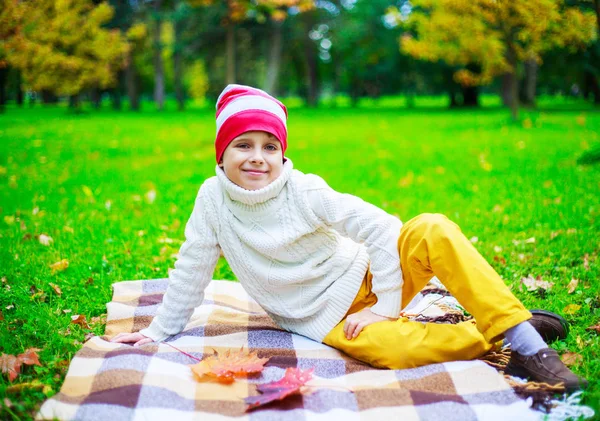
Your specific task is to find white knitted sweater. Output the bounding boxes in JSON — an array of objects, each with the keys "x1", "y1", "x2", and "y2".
[{"x1": 140, "y1": 159, "x2": 404, "y2": 343}]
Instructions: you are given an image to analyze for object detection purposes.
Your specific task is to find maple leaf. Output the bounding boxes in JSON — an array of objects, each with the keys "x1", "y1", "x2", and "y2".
[
  {"x1": 18, "y1": 348, "x2": 42, "y2": 367},
  {"x1": 560, "y1": 352, "x2": 583, "y2": 367},
  {"x1": 0, "y1": 354, "x2": 21, "y2": 382},
  {"x1": 0, "y1": 348, "x2": 42, "y2": 382},
  {"x1": 50, "y1": 259, "x2": 69, "y2": 273},
  {"x1": 190, "y1": 348, "x2": 269, "y2": 384},
  {"x1": 521, "y1": 275, "x2": 553, "y2": 292},
  {"x1": 245, "y1": 367, "x2": 314, "y2": 410},
  {"x1": 71, "y1": 314, "x2": 90, "y2": 329}
]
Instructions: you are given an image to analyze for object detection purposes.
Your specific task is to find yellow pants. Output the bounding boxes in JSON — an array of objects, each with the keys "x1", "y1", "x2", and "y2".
[{"x1": 322, "y1": 213, "x2": 531, "y2": 370}]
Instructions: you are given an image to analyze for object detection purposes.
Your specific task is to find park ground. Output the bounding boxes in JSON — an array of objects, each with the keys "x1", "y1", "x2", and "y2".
[{"x1": 0, "y1": 96, "x2": 599, "y2": 419}]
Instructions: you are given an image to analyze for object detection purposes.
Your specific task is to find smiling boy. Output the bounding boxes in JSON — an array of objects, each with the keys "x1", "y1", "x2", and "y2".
[{"x1": 112, "y1": 84, "x2": 587, "y2": 391}]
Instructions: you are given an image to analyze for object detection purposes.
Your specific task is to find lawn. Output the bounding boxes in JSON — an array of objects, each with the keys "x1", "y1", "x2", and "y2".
[{"x1": 0, "y1": 99, "x2": 599, "y2": 419}]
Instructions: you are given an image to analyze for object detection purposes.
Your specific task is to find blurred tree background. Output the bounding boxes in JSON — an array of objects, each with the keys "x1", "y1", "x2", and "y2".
[{"x1": 0, "y1": 0, "x2": 598, "y2": 116}]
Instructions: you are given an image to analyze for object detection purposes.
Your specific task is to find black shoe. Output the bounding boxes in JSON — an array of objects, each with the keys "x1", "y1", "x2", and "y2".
[
  {"x1": 505, "y1": 348, "x2": 588, "y2": 392},
  {"x1": 529, "y1": 309, "x2": 569, "y2": 343}
]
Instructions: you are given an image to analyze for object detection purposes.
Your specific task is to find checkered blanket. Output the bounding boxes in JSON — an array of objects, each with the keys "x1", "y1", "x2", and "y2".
[{"x1": 38, "y1": 279, "x2": 540, "y2": 421}]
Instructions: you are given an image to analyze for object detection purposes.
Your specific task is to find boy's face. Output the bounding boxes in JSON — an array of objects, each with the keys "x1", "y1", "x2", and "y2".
[{"x1": 219, "y1": 131, "x2": 284, "y2": 190}]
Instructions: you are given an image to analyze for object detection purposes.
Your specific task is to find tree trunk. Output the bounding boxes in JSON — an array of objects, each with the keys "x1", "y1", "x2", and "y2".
[
  {"x1": 226, "y1": 24, "x2": 236, "y2": 84},
  {"x1": 16, "y1": 71, "x2": 24, "y2": 106},
  {"x1": 153, "y1": 0, "x2": 165, "y2": 111},
  {"x1": 584, "y1": 70, "x2": 600, "y2": 104},
  {"x1": 522, "y1": 58, "x2": 537, "y2": 107},
  {"x1": 41, "y1": 90, "x2": 58, "y2": 104},
  {"x1": 461, "y1": 86, "x2": 479, "y2": 106},
  {"x1": 91, "y1": 87, "x2": 101, "y2": 109},
  {"x1": 501, "y1": 45, "x2": 519, "y2": 120},
  {"x1": 264, "y1": 20, "x2": 283, "y2": 95},
  {"x1": 69, "y1": 94, "x2": 81, "y2": 112},
  {"x1": 302, "y1": 12, "x2": 319, "y2": 107},
  {"x1": 111, "y1": 70, "x2": 123, "y2": 110},
  {"x1": 447, "y1": 91, "x2": 458, "y2": 108},
  {"x1": 500, "y1": 73, "x2": 512, "y2": 106},
  {"x1": 0, "y1": 66, "x2": 7, "y2": 113},
  {"x1": 125, "y1": 50, "x2": 139, "y2": 111},
  {"x1": 173, "y1": 52, "x2": 184, "y2": 111},
  {"x1": 173, "y1": 0, "x2": 185, "y2": 111}
]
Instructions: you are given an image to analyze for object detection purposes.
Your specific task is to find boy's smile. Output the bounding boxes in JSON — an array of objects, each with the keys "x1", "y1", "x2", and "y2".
[{"x1": 220, "y1": 131, "x2": 284, "y2": 190}]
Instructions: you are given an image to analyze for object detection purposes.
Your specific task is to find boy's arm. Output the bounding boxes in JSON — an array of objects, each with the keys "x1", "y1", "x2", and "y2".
[
  {"x1": 306, "y1": 178, "x2": 403, "y2": 319},
  {"x1": 139, "y1": 186, "x2": 220, "y2": 342}
]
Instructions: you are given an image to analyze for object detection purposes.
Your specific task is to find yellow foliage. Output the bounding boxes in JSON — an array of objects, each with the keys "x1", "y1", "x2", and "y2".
[
  {"x1": 3, "y1": 0, "x2": 129, "y2": 96},
  {"x1": 126, "y1": 23, "x2": 148, "y2": 42},
  {"x1": 184, "y1": 59, "x2": 209, "y2": 103},
  {"x1": 399, "y1": 0, "x2": 597, "y2": 86}
]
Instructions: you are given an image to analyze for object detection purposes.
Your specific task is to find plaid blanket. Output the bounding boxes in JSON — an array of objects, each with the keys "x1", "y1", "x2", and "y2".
[{"x1": 38, "y1": 279, "x2": 540, "y2": 421}]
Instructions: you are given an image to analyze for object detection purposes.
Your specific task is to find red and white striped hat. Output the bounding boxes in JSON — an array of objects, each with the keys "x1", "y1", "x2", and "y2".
[{"x1": 215, "y1": 84, "x2": 288, "y2": 163}]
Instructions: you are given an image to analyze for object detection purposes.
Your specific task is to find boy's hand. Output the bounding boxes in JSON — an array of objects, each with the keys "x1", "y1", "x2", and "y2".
[
  {"x1": 343, "y1": 308, "x2": 396, "y2": 340},
  {"x1": 110, "y1": 332, "x2": 153, "y2": 347}
]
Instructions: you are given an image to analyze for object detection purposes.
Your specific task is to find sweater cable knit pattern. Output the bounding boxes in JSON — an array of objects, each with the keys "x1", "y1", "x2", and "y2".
[{"x1": 140, "y1": 159, "x2": 404, "y2": 343}]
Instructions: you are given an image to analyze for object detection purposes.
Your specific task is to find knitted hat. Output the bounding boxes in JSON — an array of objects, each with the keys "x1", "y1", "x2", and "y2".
[{"x1": 215, "y1": 84, "x2": 288, "y2": 163}]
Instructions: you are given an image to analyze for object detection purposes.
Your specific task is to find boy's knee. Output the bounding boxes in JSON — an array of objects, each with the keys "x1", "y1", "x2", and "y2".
[
  {"x1": 408, "y1": 213, "x2": 459, "y2": 240},
  {"x1": 414, "y1": 213, "x2": 453, "y2": 230}
]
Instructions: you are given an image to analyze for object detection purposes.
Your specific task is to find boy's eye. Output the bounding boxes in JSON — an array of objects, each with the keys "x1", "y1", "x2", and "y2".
[
  {"x1": 265, "y1": 144, "x2": 278, "y2": 151},
  {"x1": 236, "y1": 143, "x2": 249, "y2": 149}
]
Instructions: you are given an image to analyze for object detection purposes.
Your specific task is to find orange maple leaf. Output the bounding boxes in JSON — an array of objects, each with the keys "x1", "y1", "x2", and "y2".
[
  {"x1": 0, "y1": 348, "x2": 42, "y2": 382},
  {"x1": 190, "y1": 348, "x2": 269, "y2": 384}
]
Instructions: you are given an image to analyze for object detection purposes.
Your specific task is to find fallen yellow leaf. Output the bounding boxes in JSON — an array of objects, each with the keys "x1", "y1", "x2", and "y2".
[
  {"x1": 563, "y1": 304, "x2": 581, "y2": 315},
  {"x1": 50, "y1": 259, "x2": 69, "y2": 273}
]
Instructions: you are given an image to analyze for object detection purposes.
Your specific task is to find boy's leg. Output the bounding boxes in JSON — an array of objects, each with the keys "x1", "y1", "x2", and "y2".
[
  {"x1": 396, "y1": 213, "x2": 586, "y2": 390},
  {"x1": 397, "y1": 213, "x2": 530, "y2": 343},
  {"x1": 323, "y1": 270, "x2": 496, "y2": 369}
]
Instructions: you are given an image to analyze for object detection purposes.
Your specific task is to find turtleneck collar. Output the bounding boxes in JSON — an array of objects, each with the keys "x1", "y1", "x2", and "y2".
[{"x1": 216, "y1": 158, "x2": 294, "y2": 206}]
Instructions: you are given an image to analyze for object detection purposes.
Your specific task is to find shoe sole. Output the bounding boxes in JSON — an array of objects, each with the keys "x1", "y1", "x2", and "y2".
[{"x1": 530, "y1": 309, "x2": 569, "y2": 341}]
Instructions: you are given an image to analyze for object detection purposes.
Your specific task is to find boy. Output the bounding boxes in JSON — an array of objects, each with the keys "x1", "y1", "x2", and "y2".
[{"x1": 112, "y1": 84, "x2": 587, "y2": 391}]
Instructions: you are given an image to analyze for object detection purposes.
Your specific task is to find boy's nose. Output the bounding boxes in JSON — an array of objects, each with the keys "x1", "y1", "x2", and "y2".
[{"x1": 250, "y1": 149, "x2": 265, "y2": 164}]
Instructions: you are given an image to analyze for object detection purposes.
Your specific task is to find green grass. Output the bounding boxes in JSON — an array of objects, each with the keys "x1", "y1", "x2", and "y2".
[{"x1": 1, "y1": 99, "x2": 599, "y2": 419}]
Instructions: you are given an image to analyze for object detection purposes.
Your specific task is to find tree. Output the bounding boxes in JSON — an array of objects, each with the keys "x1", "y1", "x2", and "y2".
[
  {"x1": 397, "y1": 0, "x2": 597, "y2": 119},
  {"x1": 2, "y1": 0, "x2": 128, "y2": 110}
]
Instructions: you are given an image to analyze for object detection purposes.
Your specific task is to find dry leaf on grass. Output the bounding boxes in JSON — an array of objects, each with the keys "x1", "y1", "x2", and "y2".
[
  {"x1": 190, "y1": 348, "x2": 269, "y2": 384},
  {"x1": 521, "y1": 275, "x2": 554, "y2": 292},
  {"x1": 567, "y1": 279, "x2": 579, "y2": 294},
  {"x1": 38, "y1": 234, "x2": 53, "y2": 246},
  {"x1": 48, "y1": 282, "x2": 62, "y2": 295},
  {"x1": 90, "y1": 314, "x2": 107, "y2": 326},
  {"x1": 586, "y1": 324, "x2": 600, "y2": 334},
  {"x1": 245, "y1": 367, "x2": 314, "y2": 410},
  {"x1": 563, "y1": 304, "x2": 581, "y2": 315},
  {"x1": 583, "y1": 254, "x2": 590, "y2": 271},
  {"x1": 6, "y1": 380, "x2": 49, "y2": 394},
  {"x1": 71, "y1": 314, "x2": 90, "y2": 329},
  {"x1": 560, "y1": 352, "x2": 583, "y2": 367},
  {"x1": 50, "y1": 259, "x2": 69, "y2": 273},
  {"x1": 0, "y1": 348, "x2": 42, "y2": 381}
]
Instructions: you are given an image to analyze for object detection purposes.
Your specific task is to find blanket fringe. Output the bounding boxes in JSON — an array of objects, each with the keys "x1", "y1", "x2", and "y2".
[{"x1": 478, "y1": 344, "x2": 570, "y2": 413}]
